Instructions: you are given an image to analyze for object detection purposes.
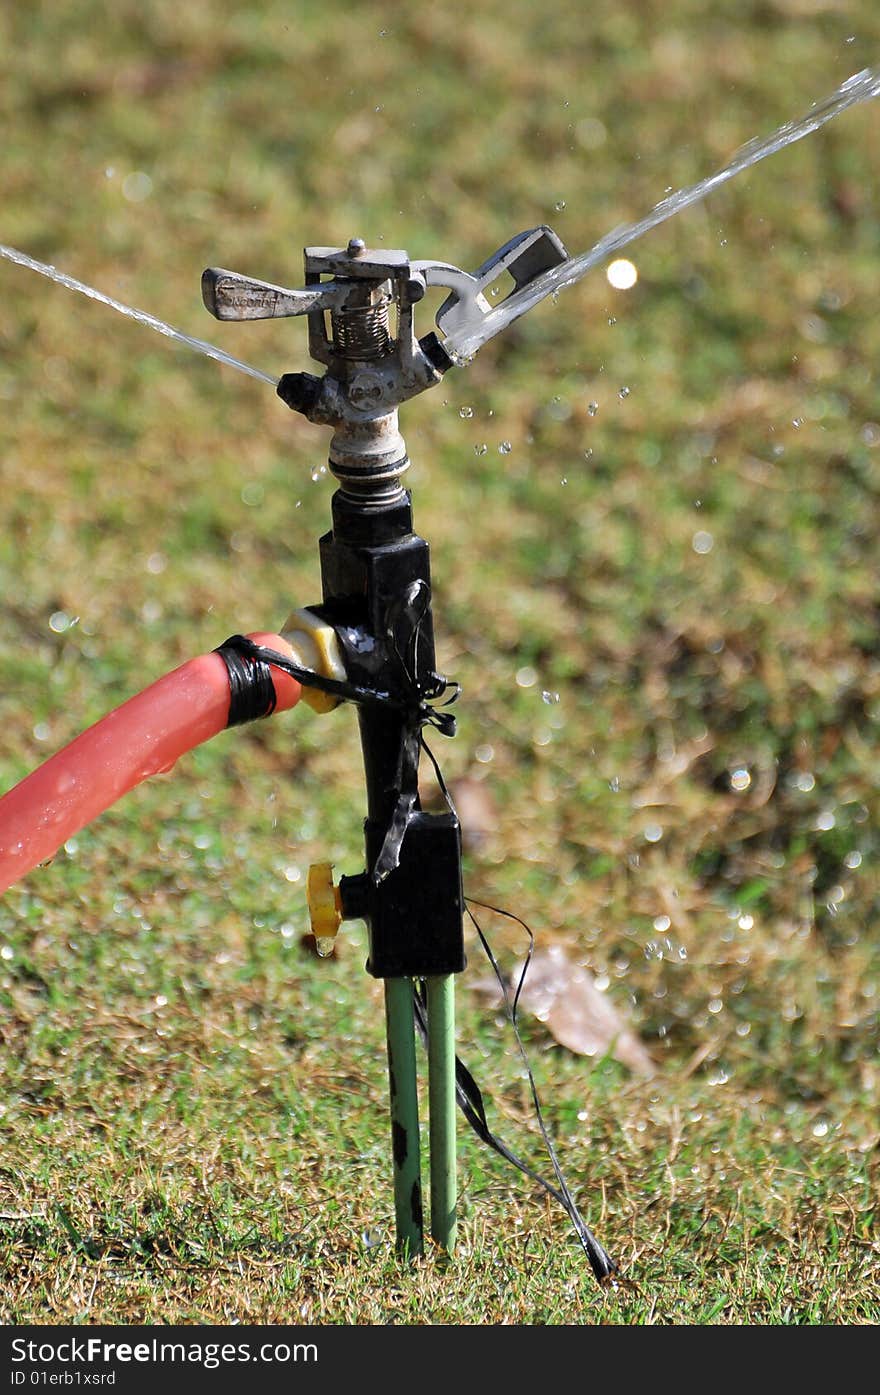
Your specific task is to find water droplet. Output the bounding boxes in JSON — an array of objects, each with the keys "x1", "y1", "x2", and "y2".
[
  {"x1": 792, "y1": 417, "x2": 804, "y2": 428},
  {"x1": 791, "y1": 770, "x2": 816, "y2": 793},
  {"x1": 459, "y1": 406, "x2": 474, "y2": 419},
  {"x1": 618, "y1": 386, "x2": 631, "y2": 400},
  {"x1": 0, "y1": 945, "x2": 14, "y2": 961},
  {"x1": 607, "y1": 315, "x2": 617, "y2": 325},
  {"x1": 555, "y1": 199, "x2": 566, "y2": 211},
  {"x1": 608, "y1": 776, "x2": 620, "y2": 792},
  {"x1": 49, "y1": 611, "x2": 75, "y2": 634},
  {"x1": 122, "y1": 171, "x2": 153, "y2": 203},
  {"x1": 644, "y1": 823, "x2": 663, "y2": 843},
  {"x1": 812, "y1": 1120, "x2": 829, "y2": 1138},
  {"x1": 861, "y1": 422, "x2": 880, "y2": 446},
  {"x1": 587, "y1": 401, "x2": 599, "y2": 417},
  {"x1": 541, "y1": 690, "x2": 560, "y2": 705},
  {"x1": 473, "y1": 443, "x2": 487, "y2": 456},
  {"x1": 315, "y1": 936, "x2": 337, "y2": 958},
  {"x1": 576, "y1": 117, "x2": 607, "y2": 148},
  {"x1": 498, "y1": 440, "x2": 512, "y2": 454},
  {"x1": 653, "y1": 914, "x2": 671, "y2": 933},
  {"x1": 844, "y1": 850, "x2": 862, "y2": 869},
  {"x1": 474, "y1": 743, "x2": 494, "y2": 764},
  {"x1": 738, "y1": 913, "x2": 754, "y2": 931},
  {"x1": 33, "y1": 722, "x2": 51, "y2": 743},
  {"x1": 730, "y1": 767, "x2": 751, "y2": 792},
  {"x1": 815, "y1": 809, "x2": 836, "y2": 831},
  {"x1": 560, "y1": 476, "x2": 568, "y2": 486},
  {"x1": 692, "y1": 530, "x2": 714, "y2": 554},
  {"x1": 146, "y1": 552, "x2": 167, "y2": 575},
  {"x1": 515, "y1": 667, "x2": 537, "y2": 688}
]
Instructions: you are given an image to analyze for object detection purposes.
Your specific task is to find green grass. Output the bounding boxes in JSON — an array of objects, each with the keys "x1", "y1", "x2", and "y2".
[{"x1": 1, "y1": 0, "x2": 880, "y2": 1324}]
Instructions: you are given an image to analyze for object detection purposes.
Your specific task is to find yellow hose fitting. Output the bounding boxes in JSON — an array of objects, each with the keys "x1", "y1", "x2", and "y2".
[
  {"x1": 281, "y1": 607, "x2": 347, "y2": 713},
  {"x1": 307, "y1": 862, "x2": 343, "y2": 956}
]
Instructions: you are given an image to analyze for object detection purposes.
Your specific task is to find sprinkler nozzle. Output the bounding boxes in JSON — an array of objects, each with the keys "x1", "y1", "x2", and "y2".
[{"x1": 277, "y1": 371, "x2": 323, "y2": 416}]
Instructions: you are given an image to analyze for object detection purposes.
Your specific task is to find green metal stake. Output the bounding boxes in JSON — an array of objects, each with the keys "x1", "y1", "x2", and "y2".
[
  {"x1": 427, "y1": 973, "x2": 457, "y2": 1253},
  {"x1": 384, "y1": 976, "x2": 423, "y2": 1257}
]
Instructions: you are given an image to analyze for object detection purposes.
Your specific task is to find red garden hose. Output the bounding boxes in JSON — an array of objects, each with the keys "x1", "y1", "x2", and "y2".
[{"x1": 0, "y1": 631, "x2": 303, "y2": 895}]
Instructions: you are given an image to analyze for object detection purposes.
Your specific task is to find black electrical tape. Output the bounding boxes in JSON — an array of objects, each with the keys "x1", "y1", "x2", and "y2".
[{"x1": 214, "y1": 634, "x2": 278, "y2": 727}]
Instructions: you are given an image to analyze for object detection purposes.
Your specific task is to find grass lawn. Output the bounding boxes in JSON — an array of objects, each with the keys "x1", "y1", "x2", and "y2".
[{"x1": 1, "y1": 0, "x2": 879, "y2": 1324}]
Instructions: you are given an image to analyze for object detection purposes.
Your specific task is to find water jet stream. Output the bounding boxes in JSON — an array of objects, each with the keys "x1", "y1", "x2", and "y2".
[
  {"x1": 444, "y1": 65, "x2": 880, "y2": 360},
  {"x1": 0, "y1": 242, "x2": 277, "y2": 386}
]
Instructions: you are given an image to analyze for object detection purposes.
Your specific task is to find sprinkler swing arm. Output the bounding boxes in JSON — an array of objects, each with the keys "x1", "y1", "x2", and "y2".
[
  {"x1": 202, "y1": 223, "x2": 568, "y2": 443},
  {"x1": 200, "y1": 226, "x2": 570, "y2": 1258}
]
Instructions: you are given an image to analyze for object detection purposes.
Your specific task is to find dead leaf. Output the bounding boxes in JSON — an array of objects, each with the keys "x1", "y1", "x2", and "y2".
[{"x1": 474, "y1": 944, "x2": 656, "y2": 1076}]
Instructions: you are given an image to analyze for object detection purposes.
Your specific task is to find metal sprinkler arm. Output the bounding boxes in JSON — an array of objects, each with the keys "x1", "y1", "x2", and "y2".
[
  {"x1": 201, "y1": 226, "x2": 570, "y2": 457},
  {"x1": 412, "y1": 224, "x2": 568, "y2": 349}
]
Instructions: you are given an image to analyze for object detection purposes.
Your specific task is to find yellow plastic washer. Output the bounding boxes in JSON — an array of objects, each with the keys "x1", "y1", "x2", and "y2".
[
  {"x1": 282, "y1": 607, "x2": 347, "y2": 714},
  {"x1": 306, "y1": 862, "x2": 342, "y2": 941}
]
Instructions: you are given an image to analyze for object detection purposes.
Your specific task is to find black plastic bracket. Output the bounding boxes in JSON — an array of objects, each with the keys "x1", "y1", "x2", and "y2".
[{"x1": 316, "y1": 486, "x2": 466, "y2": 980}]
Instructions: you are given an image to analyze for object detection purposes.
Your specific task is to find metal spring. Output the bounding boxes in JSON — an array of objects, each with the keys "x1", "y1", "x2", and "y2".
[{"x1": 331, "y1": 298, "x2": 391, "y2": 360}]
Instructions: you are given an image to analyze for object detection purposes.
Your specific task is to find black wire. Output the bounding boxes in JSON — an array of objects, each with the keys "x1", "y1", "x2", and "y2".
[
  {"x1": 462, "y1": 897, "x2": 617, "y2": 1283},
  {"x1": 412, "y1": 983, "x2": 567, "y2": 1206}
]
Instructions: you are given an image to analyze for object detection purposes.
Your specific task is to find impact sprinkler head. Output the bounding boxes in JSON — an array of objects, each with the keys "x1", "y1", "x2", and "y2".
[{"x1": 201, "y1": 226, "x2": 569, "y2": 501}]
